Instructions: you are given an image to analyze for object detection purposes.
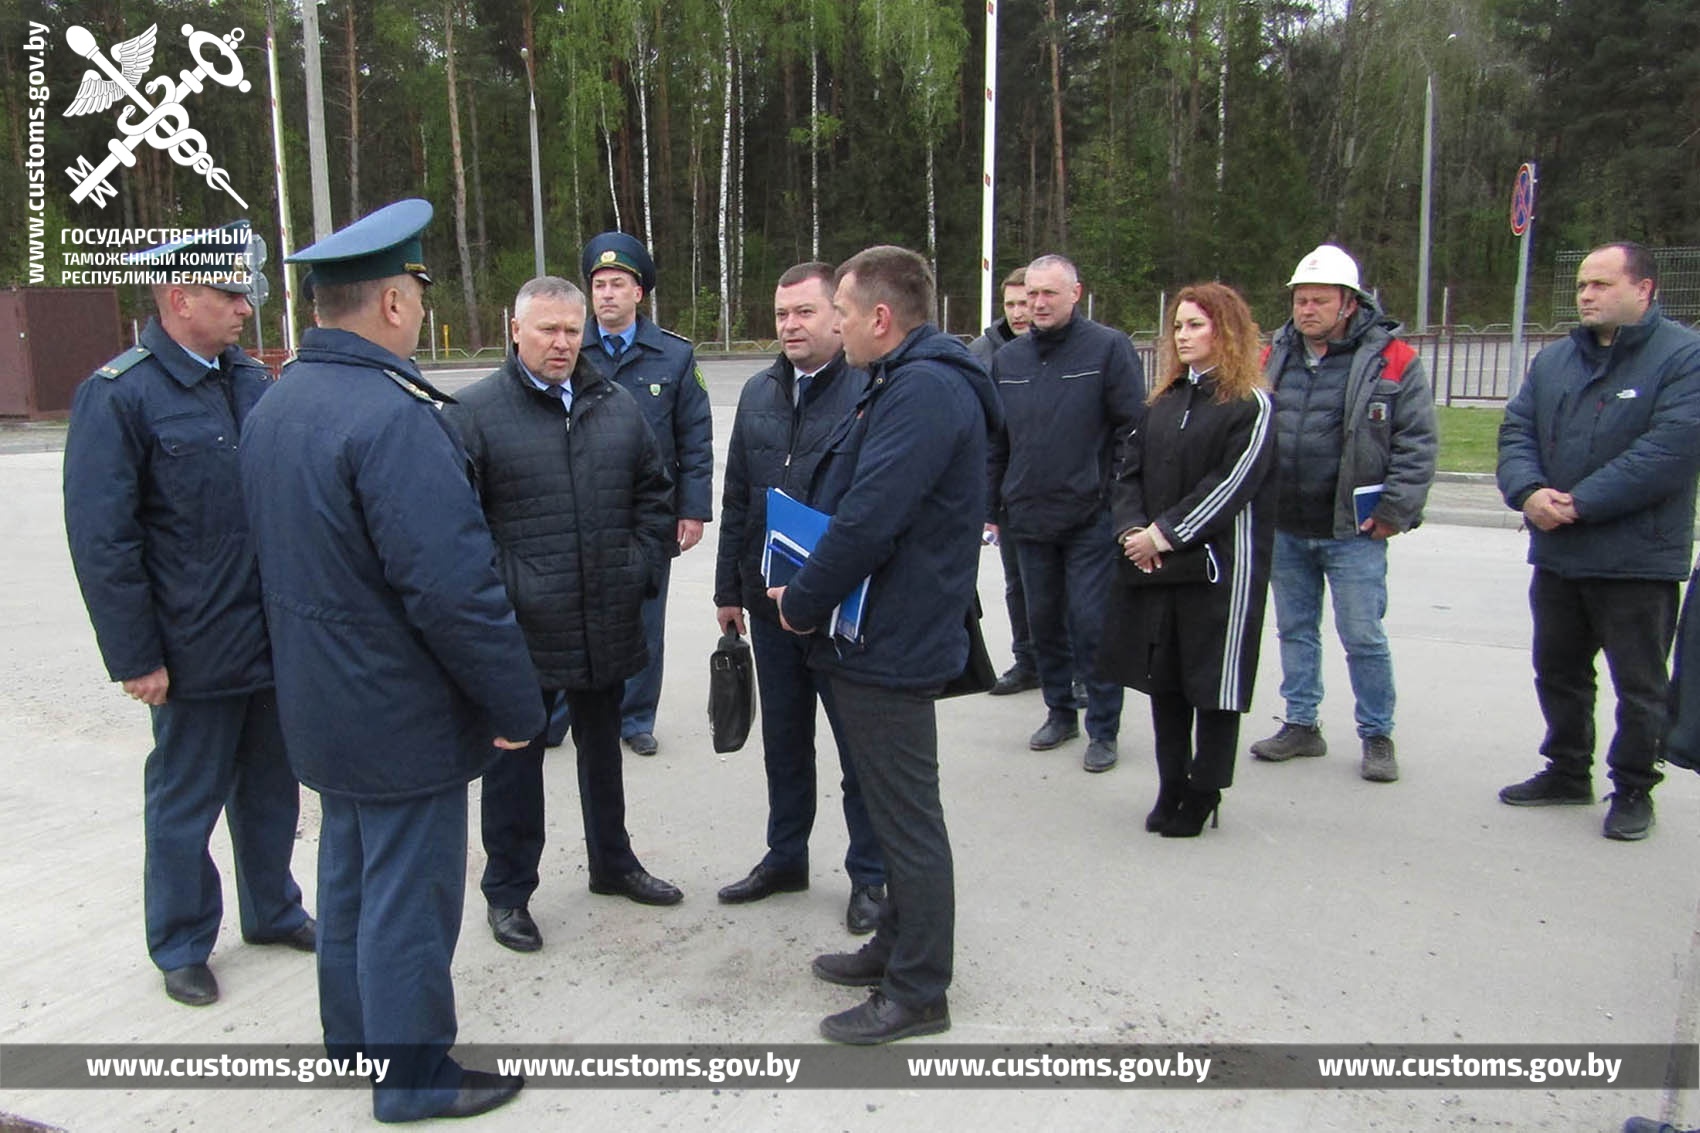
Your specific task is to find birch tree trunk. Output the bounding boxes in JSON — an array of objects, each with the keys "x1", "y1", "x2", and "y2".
[
  {"x1": 444, "y1": 3, "x2": 481, "y2": 350},
  {"x1": 718, "y1": 0, "x2": 733, "y2": 347},
  {"x1": 809, "y1": 13, "x2": 820, "y2": 259},
  {"x1": 345, "y1": 0, "x2": 359, "y2": 217},
  {"x1": 634, "y1": 11, "x2": 657, "y2": 323},
  {"x1": 1216, "y1": 0, "x2": 1228, "y2": 194},
  {"x1": 600, "y1": 93, "x2": 623, "y2": 231}
]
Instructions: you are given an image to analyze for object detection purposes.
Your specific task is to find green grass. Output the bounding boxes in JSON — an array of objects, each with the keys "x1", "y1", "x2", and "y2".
[{"x1": 1434, "y1": 405, "x2": 1502, "y2": 474}]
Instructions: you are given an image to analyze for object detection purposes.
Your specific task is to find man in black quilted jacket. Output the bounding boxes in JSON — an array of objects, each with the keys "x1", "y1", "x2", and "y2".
[
  {"x1": 712, "y1": 261, "x2": 887, "y2": 935},
  {"x1": 449, "y1": 276, "x2": 681, "y2": 953}
]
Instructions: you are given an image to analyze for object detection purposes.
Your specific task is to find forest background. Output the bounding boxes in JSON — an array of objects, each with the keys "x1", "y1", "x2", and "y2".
[{"x1": 3, "y1": 0, "x2": 1697, "y2": 351}]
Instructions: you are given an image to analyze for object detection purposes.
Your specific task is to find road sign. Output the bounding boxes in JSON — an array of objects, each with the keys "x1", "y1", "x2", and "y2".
[{"x1": 1510, "y1": 162, "x2": 1537, "y2": 237}]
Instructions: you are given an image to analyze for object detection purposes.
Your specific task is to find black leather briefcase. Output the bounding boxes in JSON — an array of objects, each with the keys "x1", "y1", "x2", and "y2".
[{"x1": 708, "y1": 629, "x2": 756, "y2": 753}]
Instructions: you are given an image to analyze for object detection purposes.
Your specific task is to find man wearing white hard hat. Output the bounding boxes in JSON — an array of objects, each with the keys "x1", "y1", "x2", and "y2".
[{"x1": 1248, "y1": 244, "x2": 1437, "y2": 783}]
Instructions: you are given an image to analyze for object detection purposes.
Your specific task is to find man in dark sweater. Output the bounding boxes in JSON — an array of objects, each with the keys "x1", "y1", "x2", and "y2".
[
  {"x1": 451, "y1": 277, "x2": 682, "y2": 955},
  {"x1": 988, "y1": 255, "x2": 1145, "y2": 774}
]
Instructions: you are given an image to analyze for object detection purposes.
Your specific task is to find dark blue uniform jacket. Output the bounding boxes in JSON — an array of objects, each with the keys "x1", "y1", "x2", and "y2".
[
  {"x1": 239, "y1": 328, "x2": 544, "y2": 801},
  {"x1": 584, "y1": 313, "x2": 714, "y2": 529},
  {"x1": 64, "y1": 317, "x2": 273, "y2": 698}
]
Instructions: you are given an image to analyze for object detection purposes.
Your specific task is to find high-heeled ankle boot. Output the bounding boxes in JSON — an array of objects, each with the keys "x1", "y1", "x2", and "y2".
[
  {"x1": 1144, "y1": 789, "x2": 1184, "y2": 833},
  {"x1": 1160, "y1": 786, "x2": 1222, "y2": 838}
]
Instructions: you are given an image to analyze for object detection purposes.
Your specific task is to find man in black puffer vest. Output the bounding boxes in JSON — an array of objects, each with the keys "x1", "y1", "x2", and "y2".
[{"x1": 449, "y1": 277, "x2": 682, "y2": 954}]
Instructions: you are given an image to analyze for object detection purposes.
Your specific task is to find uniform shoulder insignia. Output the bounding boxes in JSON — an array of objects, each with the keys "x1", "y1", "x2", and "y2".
[
  {"x1": 384, "y1": 369, "x2": 444, "y2": 408},
  {"x1": 660, "y1": 327, "x2": 693, "y2": 345},
  {"x1": 96, "y1": 345, "x2": 151, "y2": 380},
  {"x1": 694, "y1": 365, "x2": 708, "y2": 391}
]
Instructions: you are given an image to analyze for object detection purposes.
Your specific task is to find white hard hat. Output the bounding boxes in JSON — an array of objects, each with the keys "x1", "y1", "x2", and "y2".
[{"x1": 1287, "y1": 244, "x2": 1362, "y2": 292}]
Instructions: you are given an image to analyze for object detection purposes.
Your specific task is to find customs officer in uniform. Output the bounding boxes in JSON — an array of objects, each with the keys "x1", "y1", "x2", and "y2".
[
  {"x1": 578, "y1": 232, "x2": 714, "y2": 756},
  {"x1": 241, "y1": 200, "x2": 544, "y2": 1122},
  {"x1": 64, "y1": 223, "x2": 313, "y2": 1009}
]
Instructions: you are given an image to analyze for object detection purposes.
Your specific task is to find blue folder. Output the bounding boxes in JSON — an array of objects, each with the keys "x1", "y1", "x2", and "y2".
[{"x1": 763, "y1": 488, "x2": 871, "y2": 641}]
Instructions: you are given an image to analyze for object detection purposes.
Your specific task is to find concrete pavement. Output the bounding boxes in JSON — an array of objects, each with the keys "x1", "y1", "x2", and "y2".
[{"x1": 1, "y1": 365, "x2": 1694, "y2": 1132}]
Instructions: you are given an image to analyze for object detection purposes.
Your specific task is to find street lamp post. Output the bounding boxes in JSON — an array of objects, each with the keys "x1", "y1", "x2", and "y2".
[{"x1": 520, "y1": 46, "x2": 545, "y2": 278}]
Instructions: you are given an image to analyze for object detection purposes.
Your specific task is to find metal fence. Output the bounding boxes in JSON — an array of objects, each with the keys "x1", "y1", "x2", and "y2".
[
  {"x1": 1117, "y1": 329, "x2": 1559, "y2": 405},
  {"x1": 1554, "y1": 247, "x2": 1700, "y2": 325}
]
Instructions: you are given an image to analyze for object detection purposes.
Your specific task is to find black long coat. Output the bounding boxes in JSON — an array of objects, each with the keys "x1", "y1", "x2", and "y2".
[{"x1": 1098, "y1": 375, "x2": 1276, "y2": 712}]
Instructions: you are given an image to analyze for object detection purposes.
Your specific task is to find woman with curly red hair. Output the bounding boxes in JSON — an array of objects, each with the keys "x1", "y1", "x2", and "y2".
[{"x1": 1098, "y1": 282, "x2": 1277, "y2": 837}]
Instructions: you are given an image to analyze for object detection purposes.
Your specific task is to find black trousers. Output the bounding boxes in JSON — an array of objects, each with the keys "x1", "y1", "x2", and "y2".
[
  {"x1": 1146, "y1": 613, "x2": 1239, "y2": 791},
  {"x1": 480, "y1": 683, "x2": 639, "y2": 907},
  {"x1": 827, "y1": 675, "x2": 954, "y2": 1008},
  {"x1": 1531, "y1": 569, "x2": 1678, "y2": 791}
]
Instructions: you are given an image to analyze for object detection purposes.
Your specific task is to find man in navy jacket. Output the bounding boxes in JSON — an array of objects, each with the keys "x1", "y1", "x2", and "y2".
[
  {"x1": 65, "y1": 224, "x2": 312, "y2": 1009},
  {"x1": 1497, "y1": 242, "x2": 1700, "y2": 841},
  {"x1": 988, "y1": 255, "x2": 1145, "y2": 773},
  {"x1": 242, "y1": 201, "x2": 543, "y2": 1121},
  {"x1": 771, "y1": 245, "x2": 1001, "y2": 1044}
]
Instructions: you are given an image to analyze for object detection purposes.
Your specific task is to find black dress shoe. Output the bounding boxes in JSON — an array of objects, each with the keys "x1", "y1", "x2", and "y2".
[
  {"x1": 624, "y1": 732, "x2": 659, "y2": 756},
  {"x1": 245, "y1": 916, "x2": 317, "y2": 952},
  {"x1": 717, "y1": 863, "x2": 809, "y2": 904},
  {"x1": 163, "y1": 963, "x2": 219, "y2": 1006},
  {"x1": 820, "y1": 990, "x2": 949, "y2": 1044},
  {"x1": 811, "y1": 940, "x2": 889, "y2": 987},
  {"x1": 988, "y1": 666, "x2": 1039, "y2": 696},
  {"x1": 436, "y1": 1069, "x2": 524, "y2": 1119},
  {"x1": 845, "y1": 883, "x2": 885, "y2": 935},
  {"x1": 488, "y1": 905, "x2": 543, "y2": 951},
  {"x1": 589, "y1": 868, "x2": 683, "y2": 906}
]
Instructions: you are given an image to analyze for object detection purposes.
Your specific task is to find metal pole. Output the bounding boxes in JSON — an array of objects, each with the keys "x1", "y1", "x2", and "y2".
[
  {"x1": 300, "y1": 0, "x2": 333, "y2": 240},
  {"x1": 1416, "y1": 74, "x2": 1433, "y2": 333},
  {"x1": 521, "y1": 47, "x2": 546, "y2": 278},
  {"x1": 265, "y1": 3, "x2": 298, "y2": 354},
  {"x1": 1510, "y1": 163, "x2": 1537, "y2": 397},
  {"x1": 978, "y1": 1, "x2": 999, "y2": 330}
]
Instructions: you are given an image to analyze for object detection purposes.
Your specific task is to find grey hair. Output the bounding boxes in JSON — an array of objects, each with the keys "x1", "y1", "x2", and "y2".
[
  {"x1": 514, "y1": 276, "x2": 586, "y2": 322},
  {"x1": 1026, "y1": 254, "x2": 1079, "y2": 286}
]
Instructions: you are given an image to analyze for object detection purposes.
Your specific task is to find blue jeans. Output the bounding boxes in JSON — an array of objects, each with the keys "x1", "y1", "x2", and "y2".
[
  {"x1": 1269, "y1": 531, "x2": 1395, "y2": 738},
  {"x1": 749, "y1": 617, "x2": 884, "y2": 886},
  {"x1": 1013, "y1": 512, "x2": 1123, "y2": 741}
]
